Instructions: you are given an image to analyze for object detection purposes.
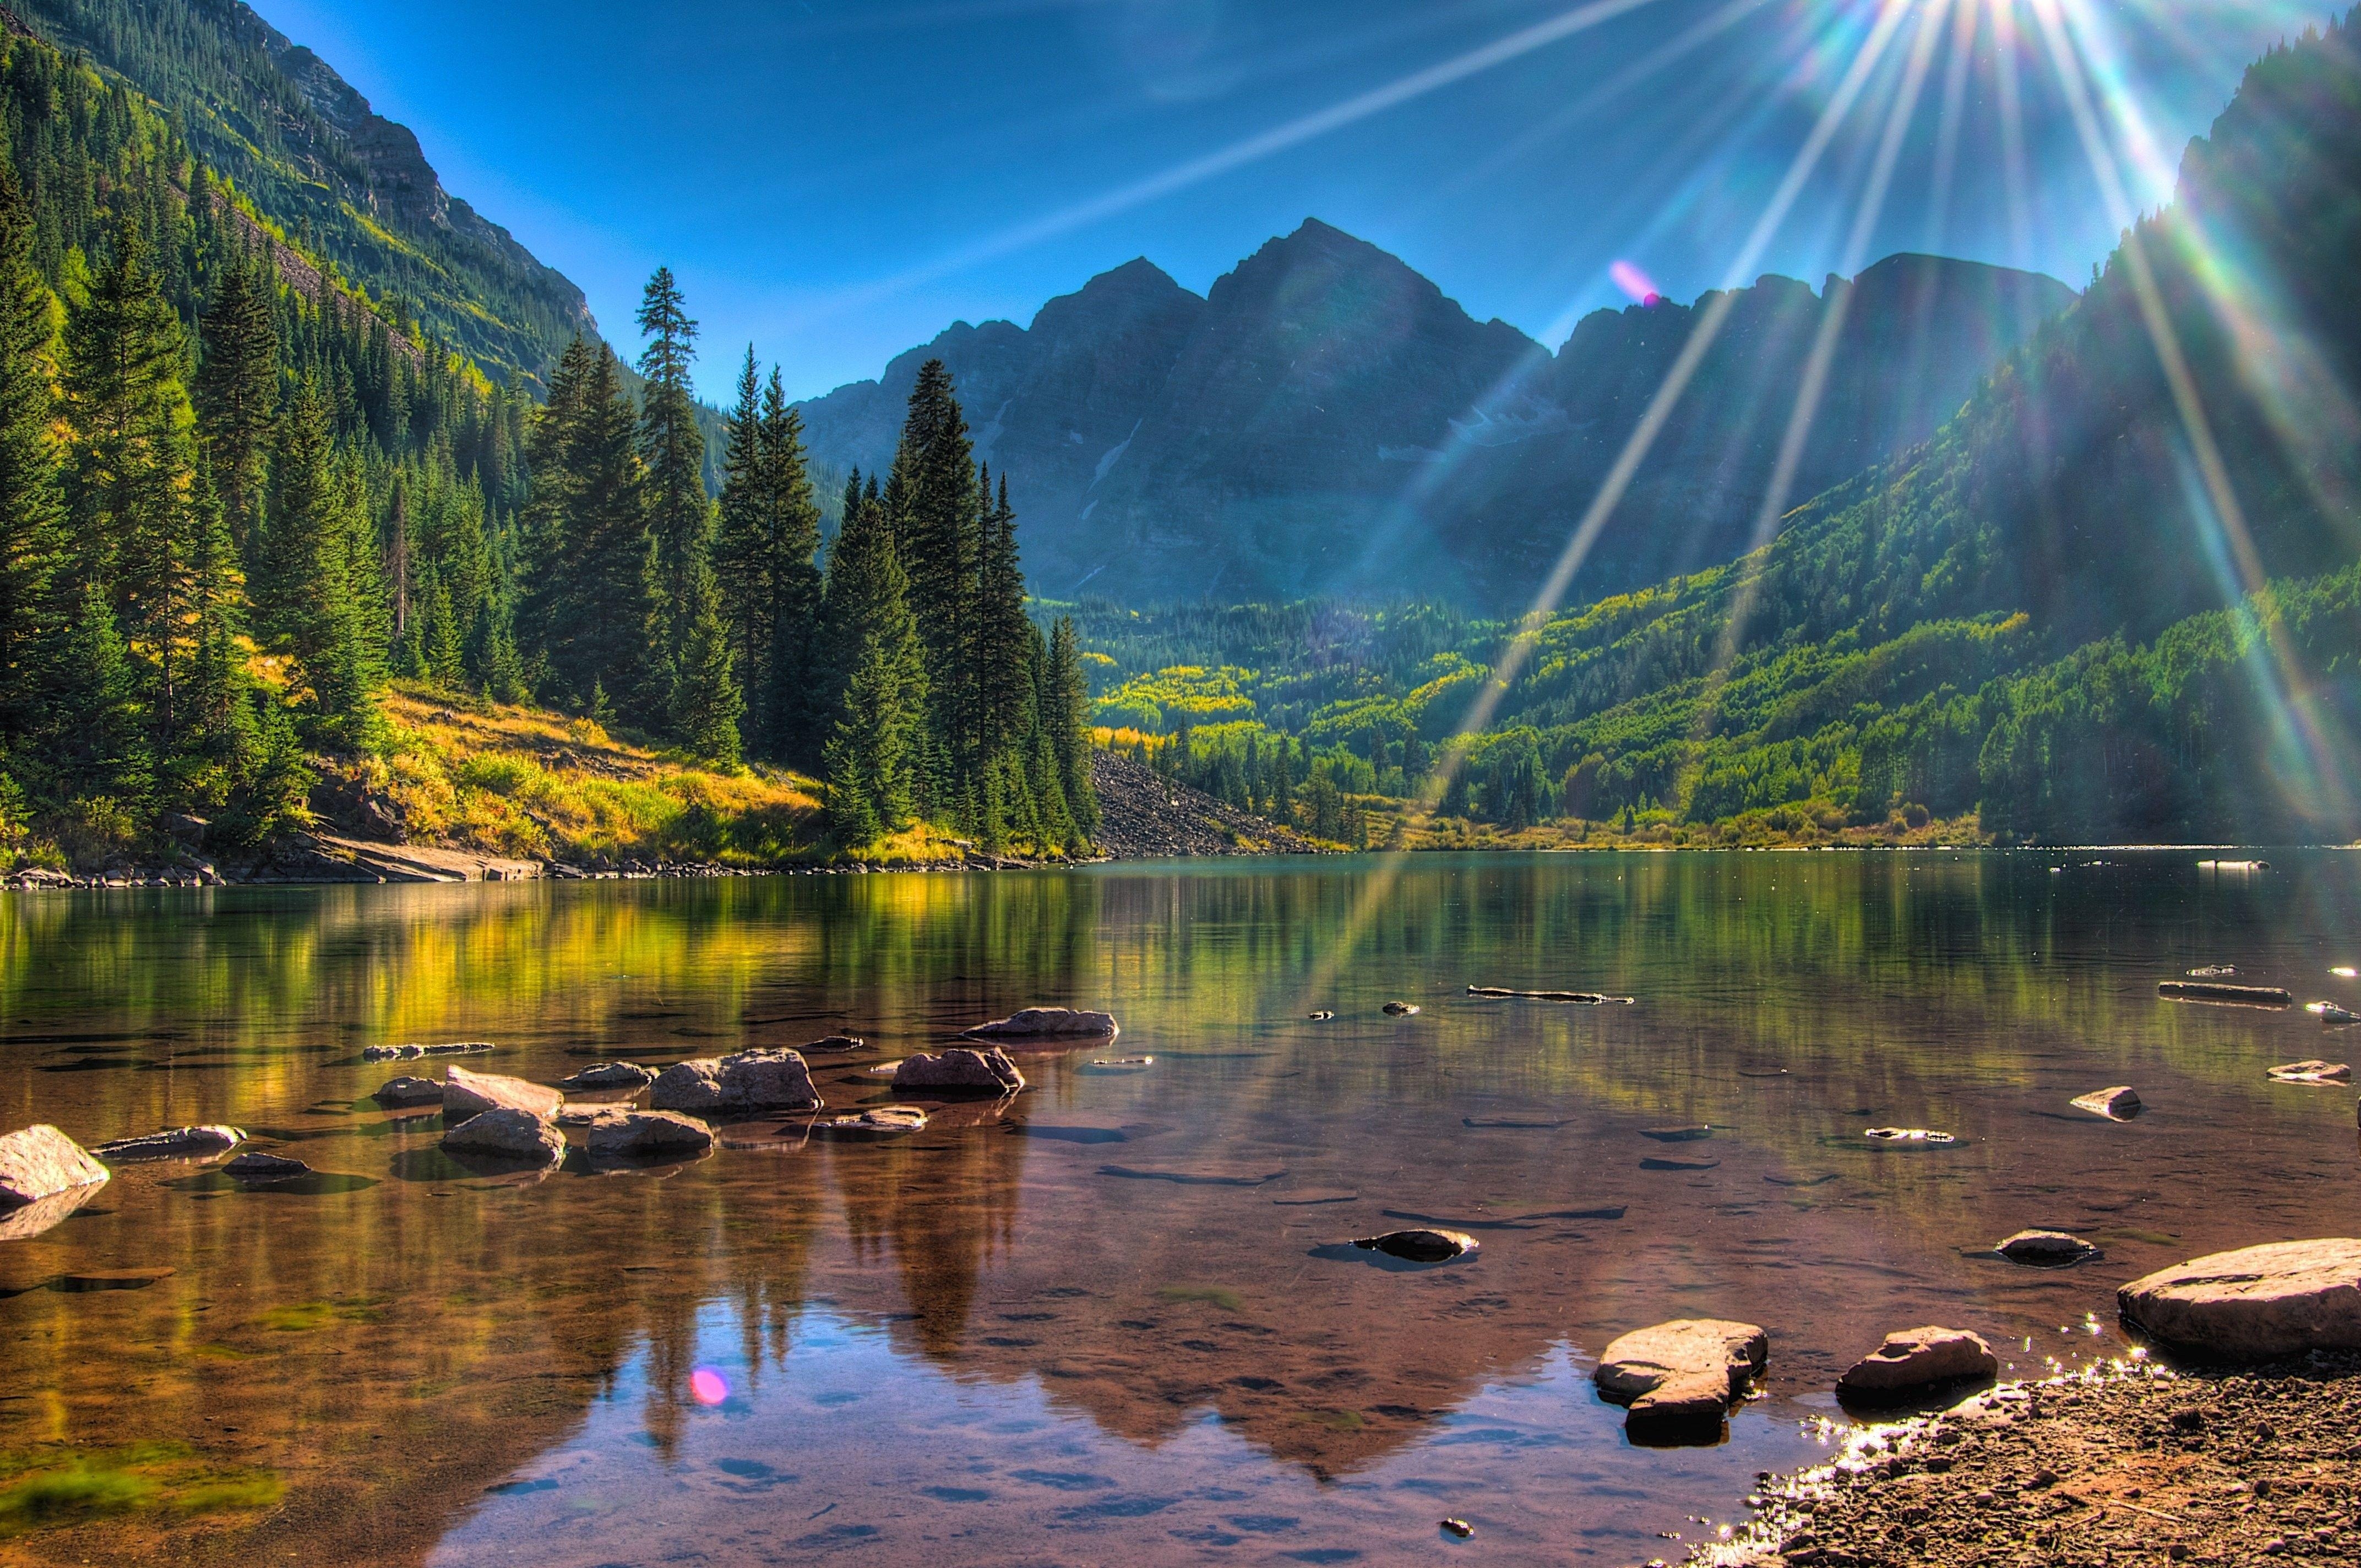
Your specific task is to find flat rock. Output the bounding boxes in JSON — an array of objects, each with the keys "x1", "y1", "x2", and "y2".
[
  {"x1": 93, "y1": 1125, "x2": 244, "y2": 1162},
  {"x1": 796, "y1": 1035, "x2": 868, "y2": 1053},
  {"x1": 444, "y1": 1066, "x2": 563, "y2": 1119},
  {"x1": 584, "y1": 1110, "x2": 714, "y2": 1158},
  {"x1": 1350, "y1": 1229, "x2": 1477, "y2": 1264},
  {"x1": 1640, "y1": 1125, "x2": 1713, "y2": 1142},
  {"x1": 961, "y1": 1008, "x2": 1117, "y2": 1041},
  {"x1": 2268, "y1": 1059, "x2": 2351, "y2": 1084},
  {"x1": 1865, "y1": 1127, "x2": 1957, "y2": 1146},
  {"x1": 1595, "y1": 1319, "x2": 1768, "y2": 1404},
  {"x1": 222, "y1": 1151, "x2": 312, "y2": 1182},
  {"x1": 1997, "y1": 1229, "x2": 2098, "y2": 1265},
  {"x1": 2118, "y1": 1238, "x2": 2361, "y2": 1359},
  {"x1": 1640, "y1": 1155, "x2": 1719, "y2": 1170},
  {"x1": 1628, "y1": 1366, "x2": 1740, "y2": 1433},
  {"x1": 893, "y1": 1047, "x2": 1025, "y2": 1094},
  {"x1": 2071, "y1": 1086, "x2": 2142, "y2": 1119},
  {"x1": 373, "y1": 1075, "x2": 444, "y2": 1107},
  {"x1": 440, "y1": 1108, "x2": 564, "y2": 1165},
  {"x1": 812, "y1": 1107, "x2": 928, "y2": 1140},
  {"x1": 558, "y1": 1061, "x2": 655, "y2": 1092},
  {"x1": 649, "y1": 1048, "x2": 823, "y2": 1114},
  {"x1": 363, "y1": 1041, "x2": 493, "y2": 1061},
  {"x1": 0, "y1": 1125, "x2": 111, "y2": 1207},
  {"x1": 54, "y1": 1267, "x2": 173, "y2": 1292},
  {"x1": 1836, "y1": 1326, "x2": 1998, "y2": 1402}
]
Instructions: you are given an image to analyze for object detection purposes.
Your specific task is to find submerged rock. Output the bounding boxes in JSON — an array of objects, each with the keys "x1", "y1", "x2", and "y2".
[
  {"x1": 2306, "y1": 1000, "x2": 2360, "y2": 1025},
  {"x1": 1997, "y1": 1229, "x2": 2098, "y2": 1265},
  {"x1": 2118, "y1": 1238, "x2": 2361, "y2": 1359},
  {"x1": 1080, "y1": 1055, "x2": 1155, "y2": 1074},
  {"x1": 1351, "y1": 1228, "x2": 1478, "y2": 1264},
  {"x1": 812, "y1": 1107, "x2": 928, "y2": 1140},
  {"x1": 961, "y1": 1007, "x2": 1118, "y2": 1041},
  {"x1": 1596, "y1": 1319, "x2": 1767, "y2": 1436},
  {"x1": 584, "y1": 1110, "x2": 714, "y2": 1158},
  {"x1": 796, "y1": 1035, "x2": 868, "y2": 1053},
  {"x1": 363, "y1": 1041, "x2": 494, "y2": 1062},
  {"x1": 440, "y1": 1108, "x2": 564, "y2": 1165},
  {"x1": 1865, "y1": 1127, "x2": 1957, "y2": 1146},
  {"x1": 1836, "y1": 1326, "x2": 1999, "y2": 1404},
  {"x1": 443, "y1": 1065, "x2": 563, "y2": 1120},
  {"x1": 93, "y1": 1125, "x2": 244, "y2": 1162},
  {"x1": 892, "y1": 1047, "x2": 1025, "y2": 1095},
  {"x1": 1307, "y1": 1010, "x2": 1335, "y2": 1021},
  {"x1": 1382, "y1": 1001, "x2": 1421, "y2": 1016},
  {"x1": 1640, "y1": 1125, "x2": 1713, "y2": 1142},
  {"x1": 373, "y1": 1075, "x2": 444, "y2": 1107},
  {"x1": 2070, "y1": 1086, "x2": 2143, "y2": 1119},
  {"x1": 0, "y1": 1125, "x2": 110, "y2": 1208},
  {"x1": 2268, "y1": 1059, "x2": 2352, "y2": 1084},
  {"x1": 222, "y1": 1151, "x2": 312, "y2": 1182},
  {"x1": 558, "y1": 1061, "x2": 655, "y2": 1092},
  {"x1": 649, "y1": 1048, "x2": 822, "y2": 1114}
]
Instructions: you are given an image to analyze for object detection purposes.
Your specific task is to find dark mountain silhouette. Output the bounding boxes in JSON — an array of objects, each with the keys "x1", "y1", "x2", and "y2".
[{"x1": 796, "y1": 221, "x2": 2073, "y2": 607}]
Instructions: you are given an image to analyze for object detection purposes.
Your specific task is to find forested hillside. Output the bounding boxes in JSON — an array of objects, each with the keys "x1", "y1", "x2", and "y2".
[
  {"x1": 1088, "y1": 14, "x2": 2361, "y2": 847},
  {"x1": 0, "y1": 15, "x2": 1095, "y2": 870}
]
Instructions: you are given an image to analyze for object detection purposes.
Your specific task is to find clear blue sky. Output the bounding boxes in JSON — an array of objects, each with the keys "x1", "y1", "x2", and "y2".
[{"x1": 251, "y1": 0, "x2": 2326, "y2": 404}]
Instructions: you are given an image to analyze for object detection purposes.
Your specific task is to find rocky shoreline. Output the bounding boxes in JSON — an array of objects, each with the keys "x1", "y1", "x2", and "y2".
[{"x1": 1695, "y1": 1353, "x2": 2361, "y2": 1567}]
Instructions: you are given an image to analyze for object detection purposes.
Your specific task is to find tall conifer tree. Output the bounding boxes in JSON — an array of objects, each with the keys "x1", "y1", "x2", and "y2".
[
  {"x1": 194, "y1": 257, "x2": 278, "y2": 549},
  {"x1": 0, "y1": 157, "x2": 66, "y2": 733},
  {"x1": 820, "y1": 472, "x2": 924, "y2": 841},
  {"x1": 635, "y1": 266, "x2": 709, "y2": 658}
]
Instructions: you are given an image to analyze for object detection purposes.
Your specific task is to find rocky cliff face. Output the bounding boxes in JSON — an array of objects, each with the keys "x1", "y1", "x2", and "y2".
[{"x1": 797, "y1": 224, "x2": 2075, "y2": 609}]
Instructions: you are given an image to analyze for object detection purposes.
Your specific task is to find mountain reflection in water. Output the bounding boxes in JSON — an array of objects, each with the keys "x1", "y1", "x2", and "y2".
[{"x1": 1, "y1": 852, "x2": 2356, "y2": 1566}]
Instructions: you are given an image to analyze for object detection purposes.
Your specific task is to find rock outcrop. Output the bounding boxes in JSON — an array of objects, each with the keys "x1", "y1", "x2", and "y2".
[
  {"x1": 558, "y1": 1061, "x2": 656, "y2": 1092},
  {"x1": 372, "y1": 1075, "x2": 444, "y2": 1107},
  {"x1": 443, "y1": 1066, "x2": 562, "y2": 1120},
  {"x1": 2119, "y1": 1239, "x2": 2361, "y2": 1359},
  {"x1": 441, "y1": 1108, "x2": 563, "y2": 1165},
  {"x1": 93, "y1": 1125, "x2": 244, "y2": 1161},
  {"x1": 222, "y1": 1151, "x2": 311, "y2": 1181},
  {"x1": 0, "y1": 1124, "x2": 109, "y2": 1208},
  {"x1": 1997, "y1": 1229, "x2": 2097, "y2": 1265},
  {"x1": 2070, "y1": 1086, "x2": 2142, "y2": 1119},
  {"x1": 583, "y1": 1110, "x2": 714, "y2": 1158},
  {"x1": 962, "y1": 1007, "x2": 1118, "y2": 1041},
  {"x1": 1836, "y1": 1326, "x2": 1999, "y2": 1403},
  {"x1": 892, "y1": 1048, "x2": 1025, "y2": 1095},
  {"x1": 649, "y1": 1048, "x2": 822, "y2": 1115}
]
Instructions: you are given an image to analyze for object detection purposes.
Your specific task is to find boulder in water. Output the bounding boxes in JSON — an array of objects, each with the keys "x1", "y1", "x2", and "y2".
[
  {"x1": 649, "y1": 1048, "x2": 822, "y2": 1114},
  {"x1": 1383, "y1": 1001, "x2": 1421, "y2": 1016},
  {"x1": 443, "y1": 1065, "x2": 563, "y2": 1120},
  {"x1": 1596, "y1": 1319, "x2": 1767, "y2": 1436},
  {"x1": 93, "y1": 1125, "x2": 244, "y2": 1162},
  {"x1": 961, "y1": 1008, "x2": 1118, "y2": 1041},
  {"x1": 2070, "y1": 1086, "x2": 2142, "y2": 1119},
  {"x1": 2268, "y1": 1059, "x2": 2351, "y2": 1084},
  {"x1": 1836, "y1": 1326, "x2": 1999, "y2": 1403},
  {"x1": 584, "y1": 1110, "x2": 714, "y2": 1158},
  {"x1": 373, "y1": 1075, "x2": 444, "y2": 1107},
  {"x1": 222, "y1": 1151, "x2": 312, "y2": 1182},
  {"x1": 558, "y1": 1061, "x2": 655, "y2": 1092},
  {"x1": 2118, "y1": 1238, "x2": 2361, "y2": 1359},
  {"x1": 893, "y1": 1047, "x2": 1025, "y2": 1095},
  {"x1": 1351, "y1": 1228, "x2": 1478, "y2": 1264},
  {"x1": 0, "y1": 1125, "x2": 110, "y2": 1209},
  {"x1": 441, "y1": 1108, "x2": 564, "y2": 1165},
  {"x1": 1996, "y1": 1229, "x2": 2098, "y2": 1266}
]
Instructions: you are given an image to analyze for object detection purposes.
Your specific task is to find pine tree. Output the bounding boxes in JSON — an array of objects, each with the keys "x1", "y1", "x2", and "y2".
[
  {"x1": 0, "y1": 157, "x2": 66, "y2": 732},
  {"x1": 45, "y1": 579, "x2": 150, "y2": 805},
  {"x1": 669, "y1": 555, "x2": 743, "y2": 766},
  {"x1": 977, "y1": 471, "x2": 1032, "y2": 761},
  {"x1": 59, "y1": 217, "x2": 199, "y2": 737},
  {"x1": 253, "y1": 380, "x2": 385, "y2": 749},
  {"x1": 760, "y1": 367, "x2": 822, "y2": 758},
  {"x1": 889, "y1": 360, "x2": 981, "y2": 788},
  {"x1": 194, "y1": 255, "x2": 278, "y2": 548},
  {"x1": 635, "y1": 266, "x2": 710, "y2": 656},
  {"x1": 1045, "y1": 615, "x2": 1096, "y2": 841},
  {"x1": 519, "y1": 344, "x2": 659, "y2": 718},
  {"x1": 820, "y1": 475, "x2": 924, "y2": 842}
]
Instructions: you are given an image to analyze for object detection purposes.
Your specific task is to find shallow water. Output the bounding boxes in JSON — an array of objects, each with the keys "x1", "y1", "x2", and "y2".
[{"x1": 2, "y1": 851, "x2": 2357, "y2": 1566}]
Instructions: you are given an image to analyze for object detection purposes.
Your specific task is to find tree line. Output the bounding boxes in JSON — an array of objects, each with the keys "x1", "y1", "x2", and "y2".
[{"x1": 0, "y1": 27, "x2": 1092, "y2": 865}]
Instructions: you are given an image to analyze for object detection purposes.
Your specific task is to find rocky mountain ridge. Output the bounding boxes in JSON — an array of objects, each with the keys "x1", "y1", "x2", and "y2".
[{"x1": 798, "y1": 221, "x2": 2075, "y2": 609}]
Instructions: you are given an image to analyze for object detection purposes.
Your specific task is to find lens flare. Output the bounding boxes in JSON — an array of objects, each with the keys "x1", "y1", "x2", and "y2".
[
  {"x1": 689, "y1": 1367, "x2": 730, "y2": 1406},
  {"x1": 1608, "y1": 259, "x2": 1661, "y2": 303}
]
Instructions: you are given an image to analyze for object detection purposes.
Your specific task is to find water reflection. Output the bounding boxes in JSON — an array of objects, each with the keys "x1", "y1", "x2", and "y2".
[{"x1": 0, "y1": 852, "x2": 2355, "y2": 1564}]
